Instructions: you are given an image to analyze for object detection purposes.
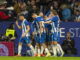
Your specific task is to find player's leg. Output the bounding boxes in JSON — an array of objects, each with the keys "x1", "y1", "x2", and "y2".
[
  {"x1": 40, "y1": 43, "x2": 45, "y2": 56},
  {"x1": 56, "y1": 32, "x2": 64, "y2": 57},
  {"x1": 35, "y1": 43, "x2": 40, "y2": 57},
  {"x1": 34, "y1": 35, "x2": 39, "y2": 56},
  {"x1": 35, "y1": 34, "x2": 43, "y2": 57},
  {"x1": 40, "y1": 46, "x2": 44, "y2": 55},
  {"x1": 51, "y1": 33, "x2": 57, "y2": 56},
  {"x1": 18, "y1": 42, "x2": 22, "y2": 56},
  {"x1": 40, "y1": 33, "x2": 51, "y2": 56},
  {"x1": 56, "y1": 43, "x2": 64, "y2": 57},
  {"x1": 41, "y1": 43, "x2": 51, "y2": 57},
  {"x1": 52, "y1": 41, "x2": 58, "y2": 56},
  {"x1": 40, "y1": 33, "x2": 50, "y2": 57},
  {"x1": 17, "y1": 37, "x2": 23, "y2": 56},
  {"x1": 25, "y1": 36, "x2": 36, "y2": 56},
  {"x1": 27, "y1": 43, "x2": 37, "y2": 56}
]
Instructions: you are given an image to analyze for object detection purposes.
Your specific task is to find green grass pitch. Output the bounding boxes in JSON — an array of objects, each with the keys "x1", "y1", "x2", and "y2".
[{"x1": 0, "y1": 57, "x2": 80, "y2": 60}]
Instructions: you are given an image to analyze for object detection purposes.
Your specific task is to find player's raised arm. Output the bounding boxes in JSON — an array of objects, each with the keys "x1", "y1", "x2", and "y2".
[
  {"x1": 32, "y1": 32, "x2": 35, "y2": 40},
  {"x1": 44, "y1": 20, "x2": 51, "y2": 24},
  {"x1": 39, "y1": 21, "x2": 42, "y2": 35},
  {"x1": 16, "y1": 21, "x2": 22, "y2": 29}
]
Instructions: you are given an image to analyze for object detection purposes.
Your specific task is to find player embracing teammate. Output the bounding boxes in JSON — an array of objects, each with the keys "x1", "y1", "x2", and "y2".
[
  {"x1": 16, "y1": 10, "x2": 64, "y2": 57},
  {"x1": 44, "y1": 10, "x2": 64, "y2": 57}
]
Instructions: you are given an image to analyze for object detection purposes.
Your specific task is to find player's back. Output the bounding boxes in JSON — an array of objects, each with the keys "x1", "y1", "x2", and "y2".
[
  {"x1": 51, "y1": 16, "x2": 59, "y2": 28},
  {"x1": 22, "y1": 19, "x2": 30, "y2": 36},
  {"x1": 45, "y1": 19, "x2": 52, "y2": 31}
]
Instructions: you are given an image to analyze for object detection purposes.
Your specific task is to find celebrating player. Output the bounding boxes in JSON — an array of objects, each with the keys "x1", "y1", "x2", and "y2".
[
  {"x1": 44, "y1": 11, "x2": 64, "y2": 57},
  {"x1": 32, "y1": 13, "x2": 51, "y2": 57},
  {"x1": 16, "y1": 14, "x2": 36, "y2": 56}
]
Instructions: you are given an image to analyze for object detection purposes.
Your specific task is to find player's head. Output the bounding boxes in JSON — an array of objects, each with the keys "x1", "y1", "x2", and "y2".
[
  {"x1": 50, "y1": 10, "x2": 58, "y2": 17},
  {"x1": 61, "y1": 4, "x2": 67, "y2": 10},
  {"x1": 18, "y1": 14, "x2": 25, "y2": 21},
  {"x1": 44, "y1": 16, "x2": 48, "y2": 20},
  {"x1": 38, "y1": 12, "x2": 44, "y2": 17},
  {"x1": 32, "y1": 13, "x2": 37, "y2": 19}
]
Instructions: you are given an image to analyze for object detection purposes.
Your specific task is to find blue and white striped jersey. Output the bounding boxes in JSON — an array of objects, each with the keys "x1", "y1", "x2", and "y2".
[
  {"x1": 50, "y1": 16, "x2": 60, "y2": 34},
  {"x1": 21, "y1": 19, "x2": 30, "y2": 36}
]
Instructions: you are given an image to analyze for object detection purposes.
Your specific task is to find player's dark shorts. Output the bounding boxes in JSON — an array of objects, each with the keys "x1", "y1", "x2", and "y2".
[
  {"x1": 46, "y1": 31, "x2": 52, "y2": 42},
  {"x1": 50, "y1": 32, "x2": 60, "y2": 42},
  {"x1": 19, "y1": 36, "x2": 31, "y2": 44},
  {"x1": 35, "y1": 33, "x2": 46, "y2": 44}
]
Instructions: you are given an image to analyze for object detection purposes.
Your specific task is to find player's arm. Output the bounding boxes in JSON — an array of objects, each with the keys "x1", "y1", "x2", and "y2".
[
  {"x1": 16, "y1": 21, "x2": 22, "y2": 29},
  {"x1": 40, "y1": 21, "x2": 42, "y2": 35},
  {"x1": 43, "y1": 20, "x2": 52, "y2": 24},
  {"x1": 25, "y1": 25, "x2": 30, "y2": 34},
  {"x1": 31, "y1": 23, "x2": 35, "y2": 39},
  {"x1": 32, "y1": 32, "x2": 35, "y2": 39}
]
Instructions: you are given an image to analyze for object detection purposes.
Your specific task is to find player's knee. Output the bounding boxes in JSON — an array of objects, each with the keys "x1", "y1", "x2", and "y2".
[
  {"x1": 41, "y1": 43, "x2": 47, "y2": 48},
  {"x1": 27, "y1": 43, "x2": 31, "y2": 47},
  {"x1": 19, "y1": 42, "x2": 22, "y2": 46}
]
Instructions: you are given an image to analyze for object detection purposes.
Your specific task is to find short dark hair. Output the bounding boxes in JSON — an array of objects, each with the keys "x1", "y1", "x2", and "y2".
[
  {"x1": 52, "y1": 10, "x2": 58, "y2": 15},
  {"x1": 19, "y1": 14, "x2": 25, "y2": 17},
  {"x1": 37, "y1": 11, "x2": 43, "y2": 15}
]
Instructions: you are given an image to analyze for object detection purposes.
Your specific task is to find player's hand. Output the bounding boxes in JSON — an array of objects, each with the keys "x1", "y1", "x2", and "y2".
[
  {"x1": 50, "y1": 6, "x2": 53, "y2": 10},
  {"x1": 22, "y1": 33, "x2": 26, "y2": 38},
  {"x1": 16, "y1": 21, "x2": 18, "y2": 25}
]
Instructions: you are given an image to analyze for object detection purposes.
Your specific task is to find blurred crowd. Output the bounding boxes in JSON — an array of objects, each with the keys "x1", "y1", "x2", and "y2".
[{"x1": 0, "y1": 0, "x2": 80, "y2": 22}]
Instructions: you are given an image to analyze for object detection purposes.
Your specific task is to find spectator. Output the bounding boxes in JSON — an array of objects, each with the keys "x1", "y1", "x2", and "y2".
[
  {"x1": 0, "y1": 2, "x2": 11, "y2": 21},
  {"x1": 31, "y1": 0, "x2": 35, "y2": 6},
  {"x1": 61, "y1": 4, "x2": 72, "y2": 22},
  {"x1": 14, "y1": 0, "x2": 26, "y2": 15},
  {"x1": 32, "y1": 5, "x2": 39, "y2": 13},
  {"x1": 1, "y1": 23, "x2": 17, "y2": 41},
  {"x1": 27, "y1": 1, "x2": 32, "y2": 12},
  {"x1": 62, "y1": 32, "x2": 77, "y2": 56},
  {"x1": 27, "y1": 5, "x2": 39, "y2": 22},
  {"x1": 64, "y1": 0, "x2": 74, "y2": 9},
  {"x1": 73, "y1": 1, "x2": 80, "y2": 12},
  {"x1": 14, "y1": 1, "x2": 21, "y2": 15},
  {"x1": 35, "y1": 0, "x2": 41, "y2": 8},
  {"x1": 20, "y1": 5, "x2": 29, "y2": 19},
  {"x1": 6, "y1": 23, "x2": 17, "y2": 41},
  {"x1": 74, "y1": 10, "x2": 80, "y2": 22}
]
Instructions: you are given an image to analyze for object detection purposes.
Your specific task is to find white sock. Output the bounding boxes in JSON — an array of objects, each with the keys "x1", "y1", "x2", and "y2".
[
  {"x1": 56, "y1": 46, "x2": 60, "y2": 53},
  {"x1": 52, "y1": 45, "x2": 57, "y2": 56},
  {"x1": 18, "y1": 45, "x2": 22, "y2": 55},
  {"x1": 41, "y1": 46, "x2": 44, "y2": 54},
  {"x1": 38, "y1": 48, "x2": 40, "y2": 55},
  {"x1": 35, "y1": 46, "x2": 37, "y2": 54},
  {"x1": 45, "y1": 48, "x2": 50, "y2": 54},
  {"x1": 48, "y1": 45, "x2": 51, "y2": 50},
  {"x1": 57, "y1": 44, "x2": 64, "y2": 53},
  {"x1": 30, "y1": 45, "x2": 36, "y2": 54}
]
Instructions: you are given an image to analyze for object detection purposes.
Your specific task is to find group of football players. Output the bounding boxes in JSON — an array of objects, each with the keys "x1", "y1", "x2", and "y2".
[{"x1": 16, "y1": 10, "x2": 64, "y2": 57}]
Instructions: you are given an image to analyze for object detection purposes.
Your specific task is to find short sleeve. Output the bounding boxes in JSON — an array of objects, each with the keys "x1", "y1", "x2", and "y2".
[
  {"x1": 52, "y1": 16, "x2": 58, "y2": 22},
  {"x1": 24, "y1": 20, "x2": 29, "y2": 26}
]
